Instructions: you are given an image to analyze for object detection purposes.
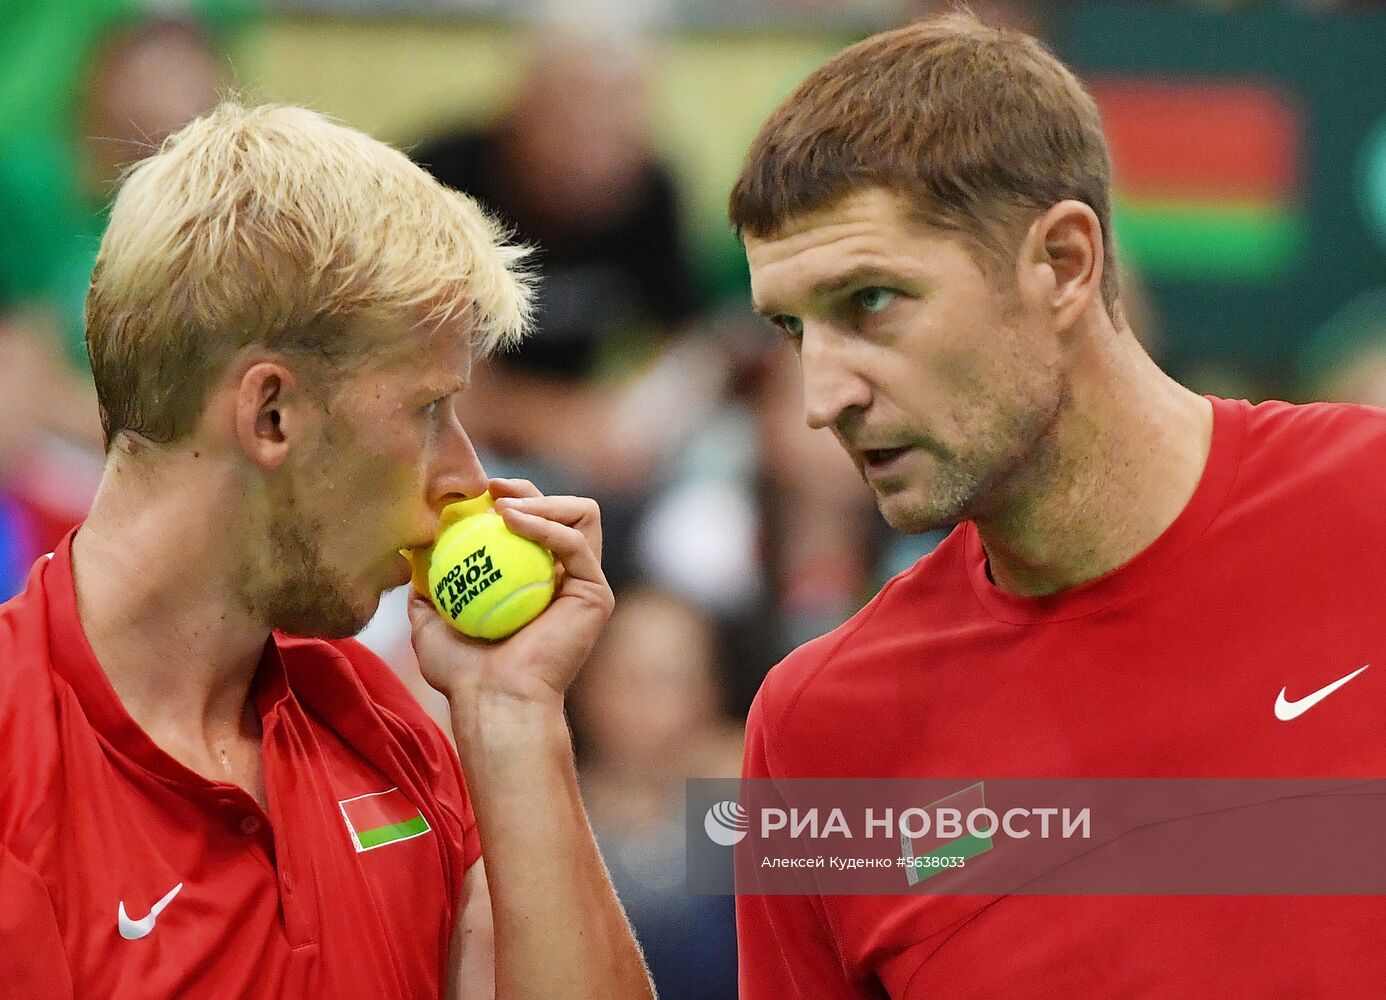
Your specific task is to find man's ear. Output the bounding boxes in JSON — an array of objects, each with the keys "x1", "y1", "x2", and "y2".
[
  {"x1": 233, "y1": 361, "x2": 311, "y2": 470},
  {"x1": 1018, "y1": 200, "x2": 1104, "y2": 331}
]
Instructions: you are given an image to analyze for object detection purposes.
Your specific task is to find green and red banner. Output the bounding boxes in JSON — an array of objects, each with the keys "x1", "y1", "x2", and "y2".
[
  {"x1": 339, "y1": 788, "x2": 431, "y2": 853},
  {"x1": 1091, "y1": 80, "x2": 1306, "y2": 282}
]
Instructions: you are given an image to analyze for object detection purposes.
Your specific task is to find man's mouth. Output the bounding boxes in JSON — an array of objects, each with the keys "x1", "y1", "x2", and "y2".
[{"x1": 860, "y1": 446, "x2": 912, "y2": 475}]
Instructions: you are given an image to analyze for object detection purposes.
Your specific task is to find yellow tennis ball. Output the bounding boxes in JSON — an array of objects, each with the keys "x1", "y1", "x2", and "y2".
[{"x1": 407, "y1": 494, "x2": 555, "y2": 641}]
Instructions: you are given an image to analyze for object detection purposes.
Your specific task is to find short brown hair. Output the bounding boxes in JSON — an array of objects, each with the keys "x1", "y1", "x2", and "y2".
[
  {"x1": 88, "y1": 102, "x2": 532, "y2": 449},
  {"x1": 730, "y1": 12, "x2": 1118, "y2": 312}
]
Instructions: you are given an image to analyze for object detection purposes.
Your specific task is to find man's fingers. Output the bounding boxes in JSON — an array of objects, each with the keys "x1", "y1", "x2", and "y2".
[
  {"x1": 487, "y1": 477, "x2": 542, "y2": 501},
  {"x1": 494, "y1": 494, "x2": 603, "y2": 562},
  {"x1": 408, "y1": 590, "x2": 481, "y2": 650},
  {"x1": 492, "y1": 493, "x2": 594, "y2": 526},
  {"x1": 409, "y1": 495, "x2": 615, "y2": 702},
  {"x1": 407, "y1": 589, "x2": 442, "y2": 631},
  {"x1": 407, "y1": 589, "x2": 454, "y2": 647},
  {"x1": 498, "y1": 506, "x2": 608, "y2": 598}
]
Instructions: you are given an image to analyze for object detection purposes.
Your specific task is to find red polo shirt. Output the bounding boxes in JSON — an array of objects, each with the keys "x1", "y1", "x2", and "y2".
[{"x1": 0, "y1": 531, "x2": 480, "y2": 998}]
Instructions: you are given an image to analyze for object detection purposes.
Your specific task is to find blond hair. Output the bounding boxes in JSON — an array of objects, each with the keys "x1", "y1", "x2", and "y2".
[
  {"x1": 730, "y1": 12, "x2": 1118, "y2": 312},
  {"x1": 87, "y1": 101, "x2": 532, "y2": 447}
]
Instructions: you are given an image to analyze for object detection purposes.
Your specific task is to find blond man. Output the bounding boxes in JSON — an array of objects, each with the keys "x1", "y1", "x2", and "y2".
[
  {"x1": 733, "y1": 13, "x2": 1386, "y2": 997},
  {"x1": 0, "y1": 103, "x2": 653, "y2": 1000}
]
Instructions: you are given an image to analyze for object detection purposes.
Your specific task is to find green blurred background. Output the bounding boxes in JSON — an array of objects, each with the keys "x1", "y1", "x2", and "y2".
[{"x1": 6, "y1": 0, "x2": 1385, "y2": 394}]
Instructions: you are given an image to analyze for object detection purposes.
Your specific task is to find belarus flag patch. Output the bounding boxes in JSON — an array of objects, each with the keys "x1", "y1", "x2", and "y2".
[{"x1": 339, "y1": 787, "x2": 432, "y2": 853}]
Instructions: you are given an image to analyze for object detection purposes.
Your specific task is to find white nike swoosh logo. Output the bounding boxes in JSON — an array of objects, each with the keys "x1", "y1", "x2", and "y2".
[
  {"x1": 1274, "y1": 665, "x2": 1370, "y2": 721},
  {"x1": 117, "y1": 882, "x2": 183, "y2": 941}
]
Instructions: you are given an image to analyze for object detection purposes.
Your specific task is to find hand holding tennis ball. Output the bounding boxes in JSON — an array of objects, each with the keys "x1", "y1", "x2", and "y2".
[
  {"x1": 407, "y1": 480, "x2": 614, "y2": 713},
  {"x1": 404, "y1": 492, "x2": 555, "y2": 640}
]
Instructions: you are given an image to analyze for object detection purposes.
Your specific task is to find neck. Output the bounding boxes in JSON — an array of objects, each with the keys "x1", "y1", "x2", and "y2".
[
  {"x1": 974, "y1": 327, "x2": 1213, "y2": 597},
  {"x1": 72, "y1": 444, "x2": 267, "y2": 741}
]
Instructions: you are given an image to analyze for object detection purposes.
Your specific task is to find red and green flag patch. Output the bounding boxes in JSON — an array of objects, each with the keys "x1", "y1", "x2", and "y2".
[
  {"x1": 901, "y1": 782, "x2": 994, "y2": 887},
  {"x1": 339, "y1": 788, "x2": 431, "y2": 853}
]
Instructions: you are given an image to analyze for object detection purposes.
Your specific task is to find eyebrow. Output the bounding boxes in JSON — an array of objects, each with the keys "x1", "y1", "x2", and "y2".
[
  {"x1": 419, "y1": 376, "x2": 466, "y2": 400},
  {"x1": 754, "y1": 265, "x2": 901, "y2": 318}
]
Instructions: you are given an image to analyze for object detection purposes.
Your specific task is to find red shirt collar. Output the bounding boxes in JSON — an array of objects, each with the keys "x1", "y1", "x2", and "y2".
[
  {"x1": 962, "y1": 395, "x2": 1247, "y2": 624},
  {"x1": 43, "y1": 528, "x2": 290, "y2": 788}
]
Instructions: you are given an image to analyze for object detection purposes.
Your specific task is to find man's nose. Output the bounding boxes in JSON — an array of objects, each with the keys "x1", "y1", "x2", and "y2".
[
  {"x1": 428, "y1": 406, "x2": 489, "y2": 512},
  {"x1": 800, "y1": 325, "x2": 871, "y2": 431}
]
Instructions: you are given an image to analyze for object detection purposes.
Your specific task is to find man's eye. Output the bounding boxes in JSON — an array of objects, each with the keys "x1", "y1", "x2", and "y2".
[
  {"x1": 855, "y1": 287, "x2": 897, "y2": 314},
  {"x1": 773, "y1": 315, "x2": 803, "y2": 338}
]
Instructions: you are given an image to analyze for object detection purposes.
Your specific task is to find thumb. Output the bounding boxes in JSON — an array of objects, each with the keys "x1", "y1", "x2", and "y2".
[
  {"x1": 407, "y1": 590, "x2": 453, "y2": 648},
  {"x1": 408, "y1": 589, "x2": 487, "y2": 654},
  {"x1": 406, "y1": 589, "x2": 436, "y2": 629}
]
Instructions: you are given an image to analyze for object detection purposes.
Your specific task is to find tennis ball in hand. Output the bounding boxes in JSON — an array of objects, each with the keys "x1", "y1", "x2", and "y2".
[{"x1": 403, "y1": 493, "x2": 555, "y2": 641}]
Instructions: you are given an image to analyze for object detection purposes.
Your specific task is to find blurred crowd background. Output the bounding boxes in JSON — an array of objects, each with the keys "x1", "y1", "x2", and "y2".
[{"x1": 3, "y1": 0, "x2": 1386, "y2": 994}]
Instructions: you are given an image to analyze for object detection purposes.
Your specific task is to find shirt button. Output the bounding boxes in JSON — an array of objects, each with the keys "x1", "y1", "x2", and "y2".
[{"x1": 239, "y1": 815, "x2": 262, "y2": 835}]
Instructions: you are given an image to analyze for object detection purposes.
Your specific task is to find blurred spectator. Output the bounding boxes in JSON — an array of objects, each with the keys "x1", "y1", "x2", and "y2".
[
  {"x1": 0, "y1": 14, "x2": 226, "y2": 600},
  {"x1": 366, "y1": 30, "x2": 752, "y2": 680},
  {"x1": 569, "y1": 586, "x2": 742, "y2": 1000},
  {"x1": 403, "y1": 27, "x2": 802, "y2": 699},
  {"x1": 411, "y1": 23, "x2": 890, "y2": 670},
  {"x1": 755, "y1": 340, "x2": 881, "y2": 653},
  {"x1": 0, "y1": 15, "x2": 224, "y2": 403},
  {"x1": 414, "y1": 30, "x2": 719, "y2": 503},
  {"x1": 0, "y1": 316, "x2": 101, "y2": 596}
]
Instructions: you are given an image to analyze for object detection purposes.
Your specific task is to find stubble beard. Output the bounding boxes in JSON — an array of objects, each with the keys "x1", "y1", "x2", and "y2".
[
  {"x1": 877, "y1": 458, "x2": 983, "y2": 535},
  {"x1": 248, "y1": 494, "x2": 377, "y2": 640},
  {"x1": 878, "y1": 379, "x2": 1065, "y2": 536}
]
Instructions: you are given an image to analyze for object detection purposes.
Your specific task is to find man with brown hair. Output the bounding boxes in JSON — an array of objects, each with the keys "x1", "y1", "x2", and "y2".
[{"x1": 732, "y1": 13, "x2": 1386, "y2": 997}]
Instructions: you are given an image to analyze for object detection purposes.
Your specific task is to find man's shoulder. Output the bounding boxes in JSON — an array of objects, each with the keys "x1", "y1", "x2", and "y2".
[
  {"x1": 1233, "y1": 398, "x2": 1386, "y2": 516},
  {"x1": 0, "y1": 558, "x2": 64, "y2": 847},
  {"x1": 0, "y1": 555, "x2": 59, "y2": 704},
  {"x1": 1242, "y1": 398, "x2": 1386, "y2": 465},
  {"x1": 750, "y1": 529, "x2": 968, "y2": 741}
]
